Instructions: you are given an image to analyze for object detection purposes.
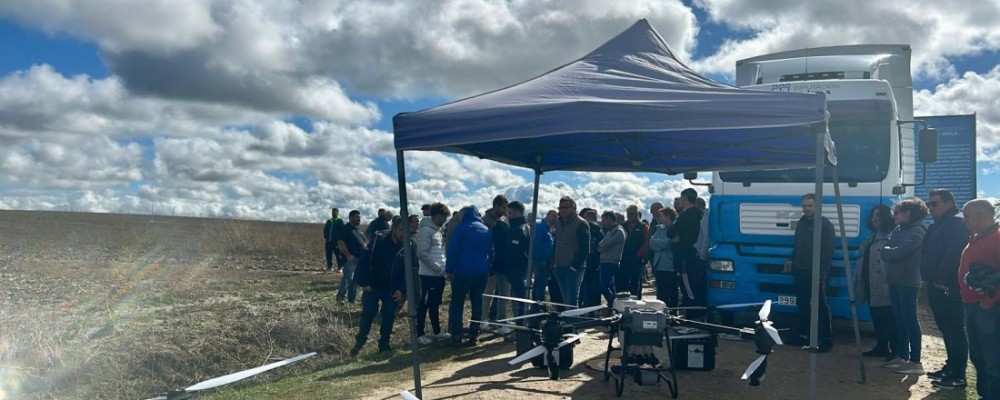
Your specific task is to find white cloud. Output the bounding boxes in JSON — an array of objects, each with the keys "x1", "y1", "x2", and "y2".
[
  {"x1": 690, "y1": 0, "x2": 1000, "y2": 81},
  {"x1": 914, "y1": 66, "x2": 1000, "y2": 160}
]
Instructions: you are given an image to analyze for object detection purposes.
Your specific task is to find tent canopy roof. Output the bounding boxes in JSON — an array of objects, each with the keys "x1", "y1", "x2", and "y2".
[{"x1": 393, "y1": 19, "x2": 831, "y2": 174}]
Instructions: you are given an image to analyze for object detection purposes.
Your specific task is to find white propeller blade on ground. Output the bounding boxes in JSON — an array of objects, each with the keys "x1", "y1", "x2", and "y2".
[
  {"x1": 498, "y1": 312, "x2": 548, "y2": 322},
  {"x1": 400, "y1": 390, "x2": 420, "y2": 400},
  {"x1": 714, "y1": 302, "x2": 765, "y2": 310},
  {"x1": 762, "y1": 321, "x2": 783, "y2": 345},
  {"x1": 759, "y1": 299, "x2": 772, "y2": 320},
  {"x1": 741, "y1": 354, "x2": 768, "y2": 380},
  {"x1": 509, "y1": 345, "x2": 547, "y2": 365},
  {"x1": 560, "y1": 304, "x2": 606, "y2": 317},
  {"x1": 185, "y1": 352, "x2": 317, "y2": 392}
]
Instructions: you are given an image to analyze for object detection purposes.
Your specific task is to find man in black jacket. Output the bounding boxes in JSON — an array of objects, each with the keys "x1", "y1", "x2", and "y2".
[
  {"x1": 620, "y1": 205, "x2": 648, "y2": 298},
  {"x1": 351, "y1": 216, "x2": 409, "y2": 356},
  {"x1": 783, "y1": 193, "x2": 835, "y2": 352},
  {"x1": 922, "y1": 189, "x2": 970, "y2": 388},
  {"x1": 323, "y1": 208, "x2": 344, "y2": 272},
  {"x1": 580, "y1": 208, "x2": 605, "y2": 307},
  {"x1": 505, "y1": 201, "x2": 531, "y2": 323},
  {"x1": 668, "y1": 188, "x2": 704, "y2": 316}
]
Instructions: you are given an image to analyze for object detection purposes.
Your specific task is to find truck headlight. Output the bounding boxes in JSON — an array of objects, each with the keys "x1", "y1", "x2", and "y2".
[{"x1": 710, "y1": 260, "x2": 734, "y2": 272}]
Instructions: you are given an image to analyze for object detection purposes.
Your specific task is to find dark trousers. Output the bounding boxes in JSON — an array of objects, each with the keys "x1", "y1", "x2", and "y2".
[
  {"x1": 793, "y1": 268, "x2": 832, "y2": 344},
  {"x1": 417, "y1": 275, "x2": 445, "y2": 337},
  {"x1": 681, "y1": 258, "x2": 708, "y2": 319},
  {"x1": 531, "y1": 260, "x2": 551, "y2": 302},
  {"x1": 890, "y1": 286, "x2": 922, "y2": 362},
  {"x1": 503, "y1": 268, "x2": 528, "y2": 322},
  {"x1": 580, "y1": 262, "x2": 602, "y2": 307},
  {"x1": 968, "y1": 304, "x2": 1000, "y2": 400},
  {"x1": 928, "y1": 288, "x2": 968, "y2": 376},
  {"x1": 449, "y1": 273, "x2": 488, "y2": 341},
  {"x1": 655, "y1": 270, "x2": 679, "y2": 308},
  {"x1": 325, "y1": 241, "x2": 337, "y2": 268},
  {"x1": 870, "y1": 305, "x2": 897, "y2": 355},
  {"x1": 618, "y1": 257, "x2": 642, "y2": 299},
  {"x1": 355, "y1": 288, "x2": 397, "y2": 351},
  {"x1": 600, "y1": 262, "x2": 618, "y2": 306}
]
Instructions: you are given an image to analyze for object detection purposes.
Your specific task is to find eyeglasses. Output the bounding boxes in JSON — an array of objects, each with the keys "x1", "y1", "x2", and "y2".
[
  {"x1": 558, "y1": 206, "x2": 571, "y2": 210},
  {"x1": 928, "y1": 201, "x2": 941, "y2": 208}
]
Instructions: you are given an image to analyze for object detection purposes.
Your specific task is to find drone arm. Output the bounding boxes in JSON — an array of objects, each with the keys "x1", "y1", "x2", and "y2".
[{"x1": 671, "y1": 317, "x2": 752, "y2": 335}]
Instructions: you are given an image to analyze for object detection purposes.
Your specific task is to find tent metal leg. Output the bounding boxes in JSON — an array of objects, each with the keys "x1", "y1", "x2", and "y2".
[
  {"x1": 808, "y1": 129, "x2": 825, "y2": 400},
  {"x1": 395, "y1": 150, "x2": 422, "y2": 399},
  {"x1": 526, "y1": 168, "x2": 542, "y2": 290},
  {"x1": 832, "y1": 166, "x2": 867, "y2": 383}
]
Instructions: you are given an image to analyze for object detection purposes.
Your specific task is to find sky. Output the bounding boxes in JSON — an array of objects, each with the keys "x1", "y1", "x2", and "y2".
[{"x1": 0, "y1": 0, "x2": 997, "y2": 223}]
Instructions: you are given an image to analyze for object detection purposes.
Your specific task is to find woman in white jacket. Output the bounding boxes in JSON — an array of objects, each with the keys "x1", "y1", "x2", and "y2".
[{"x1": 415, "y1": 202, "x2": 452, "y2": 345}]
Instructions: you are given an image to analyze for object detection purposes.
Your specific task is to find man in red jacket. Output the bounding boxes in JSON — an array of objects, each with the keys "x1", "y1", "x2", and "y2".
[{"x1": 958, "y1": 199, "x2": 1000, "y2": 400}]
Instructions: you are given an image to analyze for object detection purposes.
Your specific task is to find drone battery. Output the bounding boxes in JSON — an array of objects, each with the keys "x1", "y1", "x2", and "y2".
[
  {"x1": 670, "y1": 333, "x2": 716, "y2": 371},
  {"x1": 622, "y1": 309, "x2": 668, "y2": 346}
]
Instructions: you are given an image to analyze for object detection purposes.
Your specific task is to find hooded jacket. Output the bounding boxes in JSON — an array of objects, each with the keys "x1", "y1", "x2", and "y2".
[
  {"x1": 416, "y1": 217, "x2": 446, "y2": 277},
  {"x1": 920, "y1": 207, "x2": 968, "y2": 296},
  {"x1": 445, "y1": 206, "x2": 493, "y2": 276},
  {"x1": 881, "y1": 221, "x2": 927, "y2": 288},
  {"x1": 599, "y1": 224, "x2": 627, "y2": 264}
]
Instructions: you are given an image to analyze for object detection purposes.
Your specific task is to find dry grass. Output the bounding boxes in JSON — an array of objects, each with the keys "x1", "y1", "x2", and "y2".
[{"x1": 0, "y1": 210, "x2": 367, "y2": 399}]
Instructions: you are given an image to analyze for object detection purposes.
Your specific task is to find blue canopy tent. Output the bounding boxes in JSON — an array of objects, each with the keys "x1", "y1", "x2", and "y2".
[{"x1": 390, "y1": 19, "x2": 852, "y2": 399}]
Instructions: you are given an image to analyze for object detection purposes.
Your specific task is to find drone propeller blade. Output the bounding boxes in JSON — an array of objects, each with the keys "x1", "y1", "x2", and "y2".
[
  {"x1": 560, "y1": 304, "x2": 606, "y2": 317},
  {"x1": 741, "y1": 354, "x2": 767, "y2": 380},
  {"x1": 482, "y1": 294, "x2": 577, "y2": 309},
  {"x1": 185, "y1": 352, "x2": 317, "y2": 392},
  {"x1": 143, "y1": 396, "x2": 167, "y2": 400},
  {"x1": 470, "y1": 320, "x2": 536, "y2": 332},
  {"x1": 714, "y1": 302, "x2": 765, "y2": 310},
  {"x1": 400, "y1": 390, "x2": 420, "y2": 400},
  {"x1": 498, "y1": 312, "x2": 548, "y2": 322},
  {"x1": 759, "y1": 299, "x2": 772, "y2": 320},
  {"x1": 509, "y1": 345, "x2": 547, "y2": 365},
  {"x1": 556, "y1": 333, "x2": 585, "y2": 349},
  {"x1": 762, "y1": 321, "x2": 783, "y2": 345}
]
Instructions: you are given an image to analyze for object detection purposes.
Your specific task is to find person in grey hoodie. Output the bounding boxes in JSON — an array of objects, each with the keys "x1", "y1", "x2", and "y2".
[
  {"x1": 415, "y1": 202, "x2": 451, "y2": 345},
  {"x1": 599, "y1": 211, "x2": 627, "y2": 307},
  {"x1": 881, "y1": 198, "x2": 929, "y2": 375},
  {"x1": 649, "y1": 207, "x2": 679, "y2": 307}
]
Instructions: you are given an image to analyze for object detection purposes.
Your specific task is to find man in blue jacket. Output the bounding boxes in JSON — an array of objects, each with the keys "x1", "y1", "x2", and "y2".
[
  {"x1": 922, "y1": 189, "x2": 970, "y2": 388},
  {"x1": 350, "y1": 216, "x2": 409, "y2": 356},
  {"x1": 446, "y1": 206, "x2": 494, "y2": 346}
]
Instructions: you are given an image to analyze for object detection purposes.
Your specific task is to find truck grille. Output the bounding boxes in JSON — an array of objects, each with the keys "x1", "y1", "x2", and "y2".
[{"x1": 739, "y1": 203, "x2": 861, "y2": 237}]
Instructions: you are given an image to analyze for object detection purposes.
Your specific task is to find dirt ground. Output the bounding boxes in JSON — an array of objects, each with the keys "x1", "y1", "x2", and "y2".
[{"x1": 362, "y1": 298, "x2": 970, "y2": 400}]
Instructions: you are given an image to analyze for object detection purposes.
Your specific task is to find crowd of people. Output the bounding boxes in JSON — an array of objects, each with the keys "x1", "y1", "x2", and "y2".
[
  {"x1": 792, "y1": 188, "x2": 999, "y2": 398},
  {"x1": 322, "y1": 187, "x2": 999, "y2": 399}
]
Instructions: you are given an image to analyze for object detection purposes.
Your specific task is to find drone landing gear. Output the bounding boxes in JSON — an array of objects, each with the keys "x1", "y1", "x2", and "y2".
[{"x1": 603, "y1": 324, "x2": 678, "y2": 398}]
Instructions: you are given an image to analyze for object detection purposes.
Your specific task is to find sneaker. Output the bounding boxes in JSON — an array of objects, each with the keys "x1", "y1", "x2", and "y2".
[
  {"x1": 416, "y1": 336, "x2": 433, "y2": 345},
  {"x1": 894, "y1": 361, "x2": 925, "y2": 375},
  {"x1": 349, "y1": 346, "x2": 361, "y2": 357},
  {"x1": 434, "y1": 332, "x2": 452, "y2": 341},
  {"x1": 862, "y1": 348, "x2": 890, "y2": 358},
  {"x1": 882, "y1": 358, "x2": 906, "y2": 368},
  {"x1": 496, "y1": 326, "x2": 513, "y2": 336},
  {"x1": 926, "y1": 367, "x2": 953, "y2": 380},
  {"x1": 931, "y1": 377, "x2": 967, "y2": 389},
  {"x1": 378, "y1": 345, "x2": 393, "y2": 354}
]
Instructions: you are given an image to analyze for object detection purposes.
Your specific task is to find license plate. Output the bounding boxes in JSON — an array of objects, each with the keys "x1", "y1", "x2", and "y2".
[{"x1": 777, "y1": 295, "x2": 797, "y2": 305}]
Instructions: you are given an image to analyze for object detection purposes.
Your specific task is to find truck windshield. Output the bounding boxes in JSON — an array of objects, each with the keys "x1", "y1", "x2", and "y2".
[{"x1": 719, "y1": 118, "x2": 890, "y2": 183}]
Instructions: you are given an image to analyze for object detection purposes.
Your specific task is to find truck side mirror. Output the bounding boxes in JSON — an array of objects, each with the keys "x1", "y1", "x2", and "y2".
[
  {"x1": 919, "y1": 127, "x2": 938, "y2": 164},
  {"x1": 683, "y1": 172, "x2": 698, "y2": 180}
]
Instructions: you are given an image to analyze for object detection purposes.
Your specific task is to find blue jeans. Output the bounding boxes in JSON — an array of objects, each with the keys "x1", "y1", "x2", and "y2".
[
  {"x1": 655, "y1": 270, "x2": 679, "y2": 308},
  {"x1": 967, "y1": 304, "x2": 1000, "y2": 399},
  {"x1": 553, "y1": 266, "x2": 585, "y2": 307},
  {"x1": 503, "y1": 268, "x2": 528, "y2": 322},
  {"x1": 449, "y1": 273, "x2": 488, "y2": 341},
  {"x1": 890, "y1": 286, "x2": 921, "y2": 362},
  {"x1": 355, "y1": 288, "x2": 397, "y2": 350},
  {"x1": 531, "y1": 260, "x2": 552, "y2": 302},
  {"x1": 337, "y1": 259, "x2": 358, "y2": 302},
  {"x1": 600, "y1": 262, "x2": 619, "y2": 306}
]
